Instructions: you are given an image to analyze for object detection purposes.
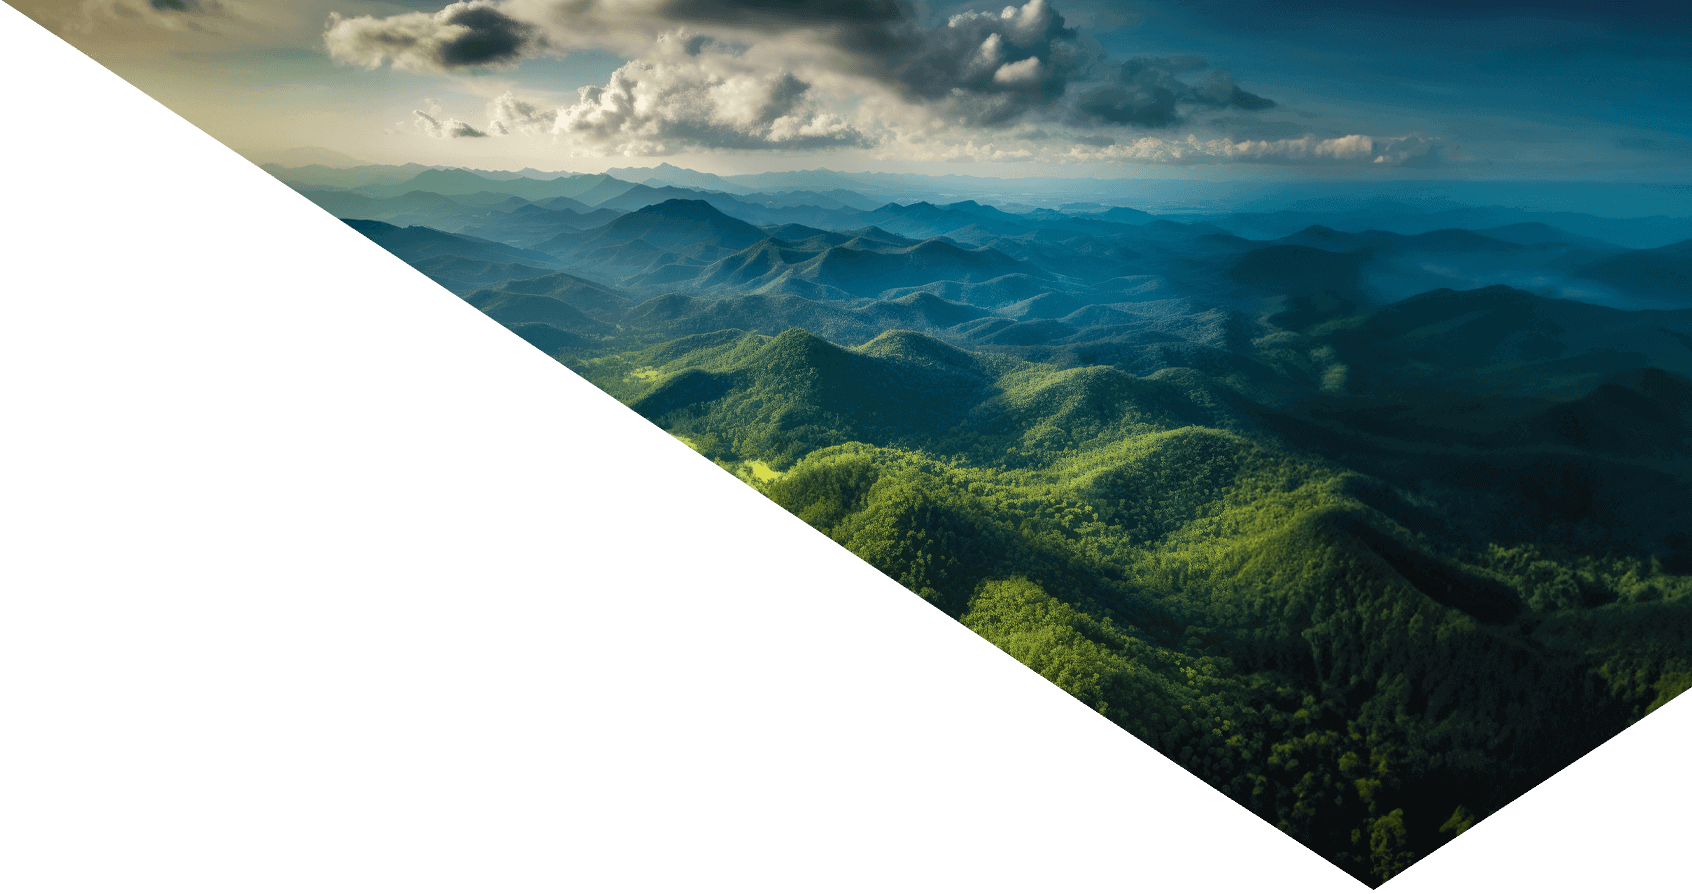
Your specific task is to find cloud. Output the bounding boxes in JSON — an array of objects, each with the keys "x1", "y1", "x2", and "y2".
[
  {"x1": 648, "y1": 0, "x2": 911, "y2": 30},
  {"x1": 1054, "y1": 132, "x2": 1438, "y2": 165},
  {"x1": 326, "y1": 1, "x2": 544, "y2": 73},
  {"x1": 873, "y1": 128, "x2": 1443, "y2": 167},
  {"x1": 642, "y1": 0, "x2": 1096, "y2": 127},
  {"x1": 415, "y1": 105, "x2": 490, "y2": 138},
  {"x1": 628, "y1": 0, "x2": 1096, "y2": 127},
  {"x1": 1191, "y1": 69, "x2": 1274, "y2": 111},
  {"x1": 1370, "y1": 132, "x2": 1440, "y2": 166},
  {"x1": 1206, "y1": 116, "x2": 1312, "y2": 142},
  {"x1": 550, "y1": 32, "x2": 868, "y2": 155},
  {"x1": 487, "y1": 91, "x2": 558, "y2": 135},
  {"x1": 322, "y1": 0, "x2": 1289, "y2": 153},
  {"x1": 62, "y1": 0, "x2": 242, "y2": 32},
  {"x1": 856, "y1": 0, "x2": 1091, "y2": 125},
  {"x1": 1618, "y1": 136, "x2": 1689, "y2": 153},
  {"x1": 1070, "y1": 56, "x2": 1275, "y2": 128}
]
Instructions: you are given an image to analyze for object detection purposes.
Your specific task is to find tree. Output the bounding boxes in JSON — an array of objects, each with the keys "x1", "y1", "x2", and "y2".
[{"x1": 1439, "y1": 805, "x2": 1475, "y2": 837}]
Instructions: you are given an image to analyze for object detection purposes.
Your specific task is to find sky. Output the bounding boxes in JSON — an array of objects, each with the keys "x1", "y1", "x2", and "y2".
[{"x1": 14, "y1": 0, "x2": 1692, "y2": 180}]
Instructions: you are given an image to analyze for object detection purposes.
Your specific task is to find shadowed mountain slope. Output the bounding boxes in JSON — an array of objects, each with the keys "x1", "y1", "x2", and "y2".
[
  {"x1": 1507, "y1": 367, "x2": 1692, "y2": 458},
  {"x1": 1229, "y1": 244, "x2": 1373, "y2": 301},
  {"x1": 1327, "y1": 285, "x2": 1692, "y2": 395},
  {"x1": 535, "y1": 199, "x2": 768, "y2": 259},
  {"x1": 412, "y1": 257, "x2": 555, "y2": 295},
  {"x1": 341, "y1": 219, "x2": 560, "y2": 269},
  {"x1": 1574, "y1": 239, "x2": 1692, "y2": 304}
]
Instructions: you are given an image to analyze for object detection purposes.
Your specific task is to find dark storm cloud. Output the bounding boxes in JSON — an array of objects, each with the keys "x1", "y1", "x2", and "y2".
[
  {"x1": 327, "y1": 0, "x2": 1280, "y2": 137},
  {"x1": 651, "y1": 0, "x2": 912, "y2": 30},
  {"x1": 656, "y1": 0, "x2": 1090, "y2": 125},
  {"x1": 327, "y1": 1, "x2": 544, "y2": 72},
  {"x1": 145, "y1": 0, "x2": 234, "y2": 13},
  {"x1": 1191, "y1": 69, "x2": 1274, "y2": 111},
  {"x1": 435, "y1": 4, "x2": 540, "y2": 67},
  {"x1": 1070, "y1": 55, "x2": 1275, "y2": 128}
]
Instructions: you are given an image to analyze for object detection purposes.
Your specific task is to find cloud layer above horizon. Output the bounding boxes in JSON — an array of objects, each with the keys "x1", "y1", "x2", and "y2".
[
  {"x1": 322, "y1": 0, "x2": 1444, "y2": 166},
  {"x1": 17, "y1": 0, "x2": 1689, "y2": 176}
]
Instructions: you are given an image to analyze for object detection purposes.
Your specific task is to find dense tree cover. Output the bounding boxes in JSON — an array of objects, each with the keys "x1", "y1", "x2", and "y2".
[{"x1": 540, "y1": 321, "x2": 1692, "y2": 886}]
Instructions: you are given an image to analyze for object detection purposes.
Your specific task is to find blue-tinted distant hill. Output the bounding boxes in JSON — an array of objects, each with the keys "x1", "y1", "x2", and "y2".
[
  {"x1": 1326, "y1": 284, "x2": 1692, "y2": 396},
  {"x1": 566, "y1": 174, "x2": 649, "y2": 207},
  {"x1": 806, "y1": 238, "x2": 1048, "y2": 294},
  {"x1": 462, "y1": 270, "x2": 629, "y2": 336},
  {"x1": 354, "y1": 168, "x2": 643, "y2": 204},
  {"x1": 606, "y1": 162, "x2": 754, "y2": 195},
  {"x1": 855, "y1": 201, "x2": 1030, "y2": 240},
  {"x1": 301, "y1": 189, "x2": 479, "y2": 223},
  {"x1": 879, "y1": 273, "x2": 1069, "y2": 309},
  {"x1": 450, "y1": 203, "x2": 631, "y2": 249},
  {"x1": 767, "y1": 189, "x2": 883, "y2": 211},
  {"x1": 1474, "y1": 222, "x2": 1627, "y2": 253},
  {"x1": 1206, "y1": 203, "x2": 1692, "y2": 250},
  {"x1": 1229, "y1": 243, "x2": 1373, "y2": 303},
  {"x1": 262, "y1": 162, "x2": 438, "y2": 190},
  {"x1": 534, "y1": 195, "x2": 610, "y2": 215},
  {"x1": 591, "y1": 183, "x2": 751, "y2": 212},
  {"x1": 411, "y1": 256, "x2": 555, "y2": 295},
  {"x1": 1050, "y1": 204, "x2": 1157, "y2": 224},
  {"x1": 721, "y1": 169, "x2": 888, "y2": 194},
  {"x1": 1574, "y1": 240, "x2": 1692, "y2": 304},
  {"x1": 1273, "y1": 226, "x2": 1521, "y2": 255},
  {"x1": 1214, "y1": 225, "x2": 1677, "y2": 307},
  {"x1": 565, "y1": 203, "x2": 1066, "y2": 301},
  {"x1": 340, "y1": 219, "x2": 561, "y2": 269},
  {"x1": 1506, "y1": 367, "x2": 1692, "y2": 459},
  {"x1": 538, "y1": 199, "x2": 768, "y2": 257}
]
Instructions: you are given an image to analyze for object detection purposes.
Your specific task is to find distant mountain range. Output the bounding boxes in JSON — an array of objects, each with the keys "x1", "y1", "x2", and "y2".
[{"x1": 291, "y1": 172, "x2": 1692, "y2": 322}]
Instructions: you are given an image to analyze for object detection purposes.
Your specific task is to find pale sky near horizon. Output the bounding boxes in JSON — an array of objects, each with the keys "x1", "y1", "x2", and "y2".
[{"x1": 13, "y1": 0, "x2": 1692, "y2": 180}]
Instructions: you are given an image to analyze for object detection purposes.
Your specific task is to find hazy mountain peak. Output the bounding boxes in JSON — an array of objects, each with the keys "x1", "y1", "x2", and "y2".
[
  {"x1": 262, "y1": 146, "x2": 370, "y2": 168},
  {"x1": 1404, "y1": 283, "x2": 1543, "y2": 306}
]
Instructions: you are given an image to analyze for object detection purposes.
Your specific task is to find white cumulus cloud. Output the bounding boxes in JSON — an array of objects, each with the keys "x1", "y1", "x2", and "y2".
[
  {"x1": 550, "y1": 32, "x2": 868, "y2": 155},
  {"x1": 414, "y1": 101, "x2": 490, "y2": 139},
  {"x1": 486, "y1": 91, "x2": 558, "y2": 135}
]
